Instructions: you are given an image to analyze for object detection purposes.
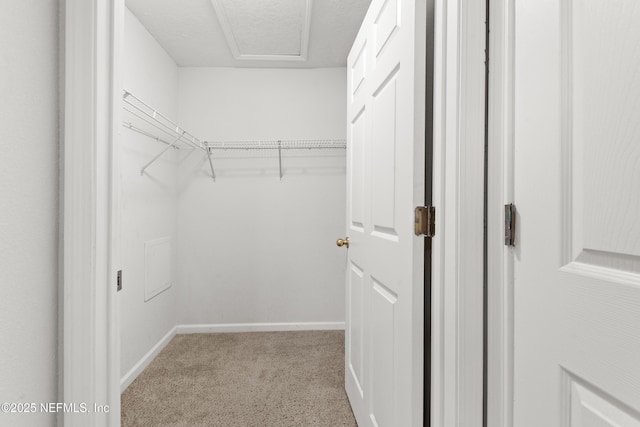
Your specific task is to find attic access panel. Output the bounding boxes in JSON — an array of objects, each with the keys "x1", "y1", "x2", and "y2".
[{"x1": 211, "y1": 0, "x2": 312, "y2": 61}]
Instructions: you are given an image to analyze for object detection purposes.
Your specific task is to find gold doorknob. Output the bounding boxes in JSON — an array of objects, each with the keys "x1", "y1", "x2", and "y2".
[{"x1": 336, "y1": 237, "x2": 350, "y2": 248}]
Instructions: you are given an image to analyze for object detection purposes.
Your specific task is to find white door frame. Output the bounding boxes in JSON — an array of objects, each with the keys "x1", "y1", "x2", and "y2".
[
  {"x1": 61, "y1": 0, "x2": 123, "y2": 426},
  {"x1": 486, "y1": 0, "x2": 515, "y2": 425},
  {"x1": 430, "y1": 0, "x2": 487, "y2": 425},
  {"x1": 61, "y1": 0, "x2": 487, "y2": 425}
]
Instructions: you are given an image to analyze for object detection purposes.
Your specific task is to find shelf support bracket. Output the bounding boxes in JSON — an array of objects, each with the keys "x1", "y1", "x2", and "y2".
[
  {"x1": 140, "y1": 133, "x2": 183, "y2": 176},
  {"x1": 205, "y1": 145, "x2": 216, "y2": 182},
  {"x1": 278, "y1": 140, "x2": 283, "y2": 181}
]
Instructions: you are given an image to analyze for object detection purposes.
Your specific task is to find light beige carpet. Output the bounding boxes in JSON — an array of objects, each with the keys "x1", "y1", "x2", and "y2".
[{"x1": 121, "y1": 330, "x2": 357, "y2": 427}]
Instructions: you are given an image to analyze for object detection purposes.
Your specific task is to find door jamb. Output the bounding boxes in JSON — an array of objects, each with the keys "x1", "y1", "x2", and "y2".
[
  {"x1": 61, "y1": 0, "x2": 123, "y2": 426},
  {"x1": 486, "y1": 0, "x2": 515, "y2": 425},
  {"x1": 430, "y1": 0, "x2": 487, "y2": 425}
]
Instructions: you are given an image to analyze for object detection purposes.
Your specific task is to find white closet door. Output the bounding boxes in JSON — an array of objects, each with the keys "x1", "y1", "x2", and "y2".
[
  {"x1": 512, "y1": 0, "x2": 640, "y2": 425},
  {"x1": 344, "y1": 0, "x2": 427, "y2": 426}
]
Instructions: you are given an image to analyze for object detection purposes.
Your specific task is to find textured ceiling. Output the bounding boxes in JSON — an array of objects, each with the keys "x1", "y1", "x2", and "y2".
[
  {"x1": 126, "y1": 0, "x2": 372, "y2": 68},
  {"x1": 214, "y1": 0, "x2": 308, "y2": 57}
]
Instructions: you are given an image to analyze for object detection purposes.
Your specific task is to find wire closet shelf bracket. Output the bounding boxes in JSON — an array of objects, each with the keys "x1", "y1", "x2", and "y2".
[{"x1": 122, "y1": 90, "x2": 216, "y2": 181}]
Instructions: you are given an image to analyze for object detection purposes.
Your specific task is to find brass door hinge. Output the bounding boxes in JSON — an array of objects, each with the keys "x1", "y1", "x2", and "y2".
[{"x1": 415, "y1": 206, "x2": 436, "y2": 237}]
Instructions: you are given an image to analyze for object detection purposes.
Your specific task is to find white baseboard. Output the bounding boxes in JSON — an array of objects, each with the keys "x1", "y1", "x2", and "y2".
[
  {"x1": 120, "y1": 326, "x2": 177, "y2": 392},
  {"x1": 176, "y1": 322, "x2": 345, "y2": 334}
]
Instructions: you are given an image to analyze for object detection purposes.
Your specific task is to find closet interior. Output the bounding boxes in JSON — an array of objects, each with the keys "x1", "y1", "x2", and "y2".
[{"x1": 118, "y1": 0, "x2": 368, "y2": 400}]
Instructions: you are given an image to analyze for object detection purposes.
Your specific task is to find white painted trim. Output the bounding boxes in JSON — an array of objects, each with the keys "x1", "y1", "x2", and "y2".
[
  {"x1": 486, "y1": 0, "x2": 515, "y2": 426},
  {"x1": 120, "y1": 327, "x2": 177, "y2": 393},
  {"x1": 210, "y1": 0, "x2": 312, "y2": 62},
  {"x1": 109, "y1": 1, "x2": 125, "y2": 425},
  {"x1": 299, "y1": 0, "x2": 312, "y2": 61},
  {"x1": 209, "y1": 0, "x2": 240, "y2": 58},
  {"x1": 62, "y1": 0, "x2": 122, "y2": 426},
  {"x1": 430, "y1": 0, "x2": 486, "y2": 425},
  {"x1": 177, "y1": 322, "x2": 345, "y2": 334}
]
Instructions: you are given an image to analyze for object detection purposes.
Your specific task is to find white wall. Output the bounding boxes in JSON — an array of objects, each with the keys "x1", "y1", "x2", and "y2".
[
  {"x1": 0, "y1": 1, "x2": 59, "y2": 426},
  {"x1": 119, "y1": 9, "x2": 179, "y2": 380},
  {"x1": 176, "y1": 68, "x2": 347, "y2": 326}
]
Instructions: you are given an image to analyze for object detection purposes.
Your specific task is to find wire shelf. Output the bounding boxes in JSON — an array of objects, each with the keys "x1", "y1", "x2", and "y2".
[
  {"x1": 121, "y1": 90, "x2": 346, "y2": 182},
  {"x1": 206, "y1": 139, "x2": 347, "y2": 151},
  {"x1": 206, "y1": 139, "x2": 346, "y2": 180},
  {"x1": 122, "y1": 90, "x2": 204, "y2": 150},
  {"x1": 121, "y1": 90, "x2": 215, "y2": 180}
]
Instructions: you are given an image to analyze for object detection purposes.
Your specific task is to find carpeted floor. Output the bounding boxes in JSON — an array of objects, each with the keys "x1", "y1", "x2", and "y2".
[{"x1": 121, "y1": 330, "x2": 357, "y2": 427}]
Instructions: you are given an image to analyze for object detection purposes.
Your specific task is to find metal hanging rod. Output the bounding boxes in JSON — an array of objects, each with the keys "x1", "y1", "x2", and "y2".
[
  {"x1": 123, "y1": 106, "x2": 199, "y2": 150},
  {"x1": 122, "y1": 122, "x2": 180, "y2": 150},
  {"x1": 121, "y1": 90, "x2": 215, "y2": 181},
  {"x1": 206, "y1": 139, "x2": 347, "y2": 150}
]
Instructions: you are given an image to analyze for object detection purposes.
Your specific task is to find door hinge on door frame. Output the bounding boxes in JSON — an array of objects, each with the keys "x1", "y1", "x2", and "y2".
[
  {"x1": 415, "y1": 206, "x2": 436, "y2": 237},
  {"x1": 505, "y1": 203, "x2": 516, "y2": 246}
]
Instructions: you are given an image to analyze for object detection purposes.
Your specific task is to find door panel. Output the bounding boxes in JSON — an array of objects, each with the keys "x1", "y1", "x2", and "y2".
[
  {"x1": 570, "y1": 379, "x2": 640, "y2": 427},
  {"x1": 350, "y1": 107, "x2": 366, "y2": 230},
  {"x1": 345, "y1": 0, "x2": 426, "y2": 426},
  {"x1": 573, "y1": 1, "x2": 640, "y2": 259},
  {"x1": 513, "y1": 0, "x2": 640, "y2": 425},
  {"x1": 374, "y1": 0, "x2": 398, "y2": 57},
  {"x1": 352, "y1": 44, "x2": 367, "y2": 99},
  {"x1": 371, "y1": 69, "x2": 399, "y2": 237},
  {"x1": 348, "y1": 262, "x2": 365, "y2": 397},
  {"x1": 371, "y1": 278, "x2": 397, "y2": 427}
]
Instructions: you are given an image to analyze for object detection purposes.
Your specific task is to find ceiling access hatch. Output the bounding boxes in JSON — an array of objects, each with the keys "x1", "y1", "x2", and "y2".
[{"x1": 210, "y1": 0, "x2": 312, "y2": 61}]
